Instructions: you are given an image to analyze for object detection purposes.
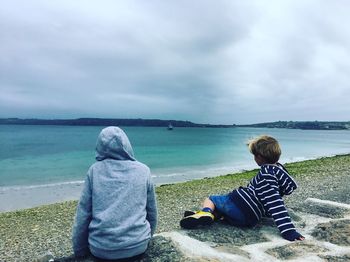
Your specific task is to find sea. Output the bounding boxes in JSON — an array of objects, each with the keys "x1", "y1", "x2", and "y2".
[{"x1": 1, "y1": 125, "x2": 350, "y2": 188}]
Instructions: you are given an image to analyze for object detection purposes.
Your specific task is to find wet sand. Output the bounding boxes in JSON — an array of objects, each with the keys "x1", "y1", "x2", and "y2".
[{"x1": 0, "y1": 182, "x2": 84, "y2": 212}]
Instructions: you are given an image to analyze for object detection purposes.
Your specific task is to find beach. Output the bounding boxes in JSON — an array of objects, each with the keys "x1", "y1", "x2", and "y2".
[
  {"x1": 0, "y1": 182, "x2": 84, "y2": 213},
  {"x1": 0, "y1": 154, "x2": 350, "y2": 261},
  {"x1": 0, "y1": 153, "x2": 348, "y2": 213}
]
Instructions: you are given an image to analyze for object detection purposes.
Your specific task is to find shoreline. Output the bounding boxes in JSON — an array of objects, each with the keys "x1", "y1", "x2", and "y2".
[
  {"x1": 0, "y1": 182, "x2": 84, "y2": 213},
  {"x1": 0, "y1": 154, "x2": 349, "y2": 261},
  {"x1": 0, "y1": 152, "x2": 349, "y2": 213}
]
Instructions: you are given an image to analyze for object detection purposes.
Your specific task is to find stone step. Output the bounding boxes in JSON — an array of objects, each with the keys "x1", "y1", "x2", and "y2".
[{"x1": 49, "y1": 198, "x2": 350, "y2": 262}]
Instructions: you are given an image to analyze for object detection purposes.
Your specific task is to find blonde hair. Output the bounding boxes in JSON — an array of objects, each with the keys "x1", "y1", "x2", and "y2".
[{"x1": 248, "y1": 135, "x2": 281, "y2": 164}]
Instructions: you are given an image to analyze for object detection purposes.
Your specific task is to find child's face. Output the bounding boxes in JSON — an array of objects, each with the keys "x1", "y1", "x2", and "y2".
[{"x1": 254, "y1": 154, "x2": 266, "y2": 166}]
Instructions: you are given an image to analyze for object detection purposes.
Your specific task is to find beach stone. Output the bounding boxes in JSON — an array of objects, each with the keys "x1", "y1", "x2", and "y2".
[
  {"x1": 212, "y1": 244, "x2": 250, "y2": 258},
  {"x1": 34, "y1": 251, "x2": 55, "y2": 262},
  {"x1": 53, "y1": 236, "x2": 187, "y2": 262},
  {"x1": 296, "y1": 200, "x2": 349, "y2": 218},
  {"x1": 299, "y1": 198, "x2": 350, "y2": 218},
  {"x1": 311, "y1": 219, "x2": 350, "y2": 246},
  {"x1": 141, "y1": 235, "x2": 186, "y2": 261},
  {"x1": 266, "y1": 242, "x2": 329, "y2": 260},
  {"x1": 320, "y1": 254, "x2": 350, "y2": 262},
  {"x1": 53, "y1": 255, "x2": 94, "y2": 261},
  {"x1": 184, "y1": 222, "x2": 268, "y2": 246}
]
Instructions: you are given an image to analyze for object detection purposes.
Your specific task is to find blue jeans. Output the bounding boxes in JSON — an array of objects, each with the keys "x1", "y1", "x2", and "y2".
[{"x1": 209, "y1": 194, "x2": 247, "y2": 226}]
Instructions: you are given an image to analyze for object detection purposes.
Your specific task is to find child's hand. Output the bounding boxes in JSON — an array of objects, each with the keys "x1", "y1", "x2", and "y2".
[
  {"x1": 282, "y1": 231, "x2": 305, "y2": 241},
  {"x1": 296, "y1": 235, "x2": 305, "y2": 241}
]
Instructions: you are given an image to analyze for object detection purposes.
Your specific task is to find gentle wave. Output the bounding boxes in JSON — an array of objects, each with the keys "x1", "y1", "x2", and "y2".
[
  {"x1": 152, "y1": 164, "x2": 254, "y2": 178},
  {"x1": 0, "y1": 180, "x2": 85, "y2": 192},
  {"x1": 281, "y1": 152, "x2": 349, "y2": 163}
]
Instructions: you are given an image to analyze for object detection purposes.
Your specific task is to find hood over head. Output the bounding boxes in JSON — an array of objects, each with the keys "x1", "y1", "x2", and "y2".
[{"x1": 95, "y1": 126, "x2": 135, "y2": 161}]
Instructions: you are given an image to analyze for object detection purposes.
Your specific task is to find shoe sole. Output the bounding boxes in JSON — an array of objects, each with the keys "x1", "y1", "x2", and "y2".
[{"x1": 180, "y1": 216, "x2": 213, "y2": 229}]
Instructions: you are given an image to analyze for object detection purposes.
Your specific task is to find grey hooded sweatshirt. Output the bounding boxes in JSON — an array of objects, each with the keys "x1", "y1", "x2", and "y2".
[{"x1": 72, "y1": 126, "x2": 157, "y2": 260}]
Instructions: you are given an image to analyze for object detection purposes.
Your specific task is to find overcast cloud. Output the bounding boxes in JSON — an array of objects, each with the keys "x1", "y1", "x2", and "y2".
[{"x1": 0, "y1": 0, "x2": 349, "y2": 124}]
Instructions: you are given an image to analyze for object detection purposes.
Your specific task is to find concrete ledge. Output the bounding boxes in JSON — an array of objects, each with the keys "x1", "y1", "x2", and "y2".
[
  {"x1": 296, "y1": 198, "x2": 350, "y2": 218},
  {"x1": 48, "y1": 198, "x2": 350, "y2": 262}
]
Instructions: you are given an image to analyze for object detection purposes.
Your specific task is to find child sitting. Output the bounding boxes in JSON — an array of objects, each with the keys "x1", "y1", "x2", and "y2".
[
  {"x1": 180, "y1": 135, "x2": 304, "y2": 241},
  {"x1": 72, "y1": 126, "x2": 158, "y2": 260}
]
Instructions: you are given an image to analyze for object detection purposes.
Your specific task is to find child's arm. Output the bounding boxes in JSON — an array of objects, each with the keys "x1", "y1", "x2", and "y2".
[
  {"x1": 72, "y1": 175, "x2": 92, "y2": 257},
  {"x1": 256, "y1": 176, "x2": 303, "y2": 241},
  {"x1": 146, "y1": 177, "x2": 158, "y2": 236}
]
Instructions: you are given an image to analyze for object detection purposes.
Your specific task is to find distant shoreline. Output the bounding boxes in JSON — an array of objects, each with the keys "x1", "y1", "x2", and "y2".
[
  {"x1": 1, "y1": 118, "x2": 349, "y2": 130},
  {"x1": 0, "y1": 118, "x2": 234, "y2": 128},
  {"x1": 239, "y1": 120, "x2": 350, "y2": 130}
]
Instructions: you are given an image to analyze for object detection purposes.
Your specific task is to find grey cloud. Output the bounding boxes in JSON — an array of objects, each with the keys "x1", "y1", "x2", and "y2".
[{"x1": 0, "y1": 1, "x2": 349, "y2": 124}]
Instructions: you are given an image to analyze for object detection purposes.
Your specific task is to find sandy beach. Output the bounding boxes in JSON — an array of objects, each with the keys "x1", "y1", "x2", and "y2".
[{"x1": 0, "y1": 182, "x2": 84, "y2": 213}]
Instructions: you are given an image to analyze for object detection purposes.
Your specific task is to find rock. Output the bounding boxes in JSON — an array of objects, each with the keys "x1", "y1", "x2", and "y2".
[
  {"x1": 298, "y1": 198, "x2": 349, "y2": 218},
  {"x1": 51, "y1": 198, "x2": 350, "y2": 262},
  {"x1": 311, "y1": 219, "x2": 350, "y2": 246},
  {"x1": 320, "y1": 254, "x2": 350, "y2": 262},
  {"x1": 212, "y1": 244, "x2": 250, "y2": 258},
  {"x1": 266, "y1": 242, "x2": 329, "y2": 260},
  {"x1": 185, "y1": 221, "x2": 268, "y2": 246},
  {"x1": 34, "y1": 251, "x2": 55, "y2": 262},
  {"x1": 54, "y1": 236, "x2": 186, "y2": 262},
  {"x1": 141, "y1": 235, "x2": 186, "y2": 261}
]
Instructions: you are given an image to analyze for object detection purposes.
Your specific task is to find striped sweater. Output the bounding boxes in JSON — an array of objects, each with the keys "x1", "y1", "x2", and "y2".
[{"x1": 229, "y1": 163, "x2": 301, "y2": 240}]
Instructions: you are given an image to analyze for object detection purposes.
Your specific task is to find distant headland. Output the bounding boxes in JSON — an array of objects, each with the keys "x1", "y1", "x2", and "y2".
[
  {"x1": 239, "y1": 120, "x2": 350, "y2": 130},
  {"x1": 0, "y1": 118, "x2": 349, "y2": 130},
  {"x1": 0, "y1": 118, "x2": 233, "y2": 128}
]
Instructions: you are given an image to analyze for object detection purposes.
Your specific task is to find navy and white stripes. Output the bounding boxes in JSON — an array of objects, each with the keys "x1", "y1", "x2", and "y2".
[{"x1": 231, "y1": 163, "x2": 298, "y2": 237}]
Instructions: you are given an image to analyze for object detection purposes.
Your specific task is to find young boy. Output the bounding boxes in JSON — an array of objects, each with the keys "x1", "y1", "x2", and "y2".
[
  {"x1": 72, "y1": 126, "x2": 158, "y2": 261},
  {"x1": 180, "y1": 135, "x2": 304, "y2": 241}
]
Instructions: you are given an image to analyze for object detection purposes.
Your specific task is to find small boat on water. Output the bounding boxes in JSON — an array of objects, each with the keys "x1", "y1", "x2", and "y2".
[{"x1": 167, "y1": 123, "x2": 173, "y2": 130}]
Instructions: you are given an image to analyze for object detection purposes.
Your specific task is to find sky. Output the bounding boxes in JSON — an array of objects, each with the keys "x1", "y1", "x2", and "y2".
[{"x1": 1, "y1": 0, "x2": 349, "y2": 124}]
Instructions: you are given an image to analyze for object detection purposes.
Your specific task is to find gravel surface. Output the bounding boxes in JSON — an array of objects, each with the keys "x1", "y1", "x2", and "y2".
[
  {"x1": 312, "y1": 219, "x2": 350, "y2": 246},
  {"x1": 0, "y1": 154, "x2": 349, "y2": 261}
]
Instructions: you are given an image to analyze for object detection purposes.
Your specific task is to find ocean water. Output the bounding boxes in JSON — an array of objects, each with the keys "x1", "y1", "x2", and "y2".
[{"x1": 0, "y1": 125, "x2": 350, "y2": 188}]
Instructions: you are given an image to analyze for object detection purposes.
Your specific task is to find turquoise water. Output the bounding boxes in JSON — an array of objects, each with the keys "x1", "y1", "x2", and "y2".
[{"x1": 0, "y1": 125, "x2": 350, "y2": 187}]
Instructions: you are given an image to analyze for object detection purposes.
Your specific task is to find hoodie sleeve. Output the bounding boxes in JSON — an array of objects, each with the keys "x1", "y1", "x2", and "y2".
[
  {"x1": 255, "y1": 173, "x2": 299, "y2": 241},
  {"x1": 72, "y1": 174, "x2": 92, "y2": 257},
  {"x1": 146, "y1": 177, "x2": 158, "y2": 236}
]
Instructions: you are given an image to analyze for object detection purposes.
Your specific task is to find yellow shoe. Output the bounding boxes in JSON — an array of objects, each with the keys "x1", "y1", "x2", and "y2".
[
  {"x1": 180, "y1": 211, "x2": 214, "y2": 229},
  {"x1": 183, "y1": 210, "x2": 196, "y2": 217}
]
